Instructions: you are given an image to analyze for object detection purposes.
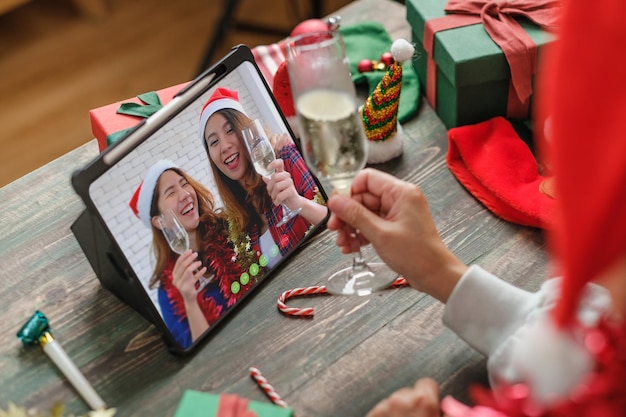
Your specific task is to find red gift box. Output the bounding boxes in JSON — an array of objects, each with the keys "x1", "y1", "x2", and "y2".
[{"x1": 89, "y1": 82, "x2": 189, "y2": 152}]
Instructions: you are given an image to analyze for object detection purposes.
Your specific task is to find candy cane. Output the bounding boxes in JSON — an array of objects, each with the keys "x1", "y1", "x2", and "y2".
[
  {"x1": 249, "y1": 366, "x2": 288, "y2": 408},
  {"x1": 277, "y1": 277, "x2": 408, "y2": 317},
  {"x1": 277, "y1": 285, "x2": 328, "y2": 317},
  {"x1": 392, "y1": 277, "x2": 408, "y2": 287}
]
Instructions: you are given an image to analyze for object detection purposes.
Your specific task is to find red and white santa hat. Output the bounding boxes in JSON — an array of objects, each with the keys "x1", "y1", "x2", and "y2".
[
  {"x1": 199, "y1": 87, "x2": 247, "y2": 141},
  {"x1": 540, "y1": 0, "x2": 626, "y2": 328},
  {"x1": 129, "y1": 159, "x2": 179, "y2": 228}
]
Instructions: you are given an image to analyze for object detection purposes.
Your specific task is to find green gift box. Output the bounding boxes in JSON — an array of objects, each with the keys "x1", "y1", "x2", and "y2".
[
  {"x1": 406, "y1": 0, "x2": 557, "y2": 129},
  {"x1": 173, "y1": 390, "x2": 294, "y2": 417}
]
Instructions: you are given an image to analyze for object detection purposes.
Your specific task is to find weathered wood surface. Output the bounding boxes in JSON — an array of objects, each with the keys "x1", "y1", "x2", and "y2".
[{"x1": 0, "y1": 1, "x2": 548, "y2": 416}]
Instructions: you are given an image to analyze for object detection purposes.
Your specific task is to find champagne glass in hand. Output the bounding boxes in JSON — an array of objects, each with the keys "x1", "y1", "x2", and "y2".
[
  {"x1": 286, "y1": 29, "x2": 398, "y2": 296},
  {"x1": 242, "y1": 118, "x2": 302, "y2": 227},
  {"x1": 158, "y1": 208, "x2": 212, "y2": 293}
]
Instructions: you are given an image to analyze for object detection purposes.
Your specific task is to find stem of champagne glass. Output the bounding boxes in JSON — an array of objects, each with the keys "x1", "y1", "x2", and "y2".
[
  {"x1": 335, "y1": 183, "x2": 368, "y2": 273},
  {"x1": 349, "y1": 229, "x2": 368, "y2": 273}
]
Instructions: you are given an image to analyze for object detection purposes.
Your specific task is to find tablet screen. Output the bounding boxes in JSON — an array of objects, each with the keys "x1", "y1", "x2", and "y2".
[{"x1": 73, "y1": 46, "x2": 328, "y2": 353}]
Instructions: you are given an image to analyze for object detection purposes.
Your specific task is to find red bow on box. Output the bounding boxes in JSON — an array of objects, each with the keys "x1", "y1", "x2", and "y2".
[
  {"x1": 424, "y1": 0, "x2": 561, "y2": 118},
  {"x1": 217, "y1": 394, "x2": 258, "y2": 417}
]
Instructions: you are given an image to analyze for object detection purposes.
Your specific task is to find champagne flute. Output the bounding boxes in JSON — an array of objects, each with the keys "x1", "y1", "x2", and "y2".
[
  {"x1": 286, "y1": 29, "x2": 398, "y2": 296},
  {"x1": 242, "y1": 118, "x2": 302, "y2": 227},
  {"x1": 158, "y1": 208, "x2": 213, "y2": 293}
]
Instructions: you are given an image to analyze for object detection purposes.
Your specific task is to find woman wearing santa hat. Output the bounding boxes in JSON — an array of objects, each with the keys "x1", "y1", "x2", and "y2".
[
  {"x1": 130, "y1": 160, "x2": 253, "y2": 349},
  {"x1": 199, "y1": 87, "x2": 327, "y2": 269},
  {"x1": 327, "y1": 0, "x2": 626, "y2": 415}
]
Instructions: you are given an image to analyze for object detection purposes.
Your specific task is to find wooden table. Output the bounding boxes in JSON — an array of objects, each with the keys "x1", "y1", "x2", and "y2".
[{"x1": 0, "y1": 0, "x2": 549, "y2": 415}]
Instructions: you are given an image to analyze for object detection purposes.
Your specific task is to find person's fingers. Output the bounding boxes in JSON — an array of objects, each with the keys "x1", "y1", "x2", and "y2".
[
  {"x1": 266, "y1": 171, "x2": 297, "y2": 205},
  {"x1": 327, "y1": 194, "x2": 384, "y2": 246},
  {"x1": 366, "y1": 378, "x2": 441, "y2": 417},
  {"x1": 326, "y1": 210, "x2": 345, "y2": 231},
  {"x1": 172, "y1": 250, "x2": 193, "y2": 273},
  {"x1": 270, "y1": 158, "x2": 285, "y2": 173},
  {"x1": 330, "y1": 225, "x2": 366, "y2": 254},
  {"x1": 350, "y1": 168, "x2": 397, "y2": 199},
  {"x1": 411, "y1": 378, "x2": 441, "y2": 416},
  {"x1": 365, "y1": 387, "x2": 415, "y2": 417}
]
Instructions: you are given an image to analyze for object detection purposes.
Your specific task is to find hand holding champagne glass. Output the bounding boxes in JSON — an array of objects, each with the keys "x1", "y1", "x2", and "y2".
[
  {"x1": 242, "y1": 118, "x2": 302, "y2": 227},
  {"x1": 158, "y1": 208, "x2": 213, "y2": 293},
  {"x1": 286, "y1": 29, "x2": 398, "y2": 295}
]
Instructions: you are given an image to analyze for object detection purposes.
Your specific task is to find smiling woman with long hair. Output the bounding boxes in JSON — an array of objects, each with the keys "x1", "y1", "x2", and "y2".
[
  {"x1": 130, "y1": 160, "x2": 252, "y2": 349},
  {"x1": 199, "y1": 87, "x2": 327, "y2": 270}
]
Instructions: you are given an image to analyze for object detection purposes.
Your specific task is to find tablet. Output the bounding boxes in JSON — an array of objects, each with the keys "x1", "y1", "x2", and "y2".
[{"x1": 71, "y1": 45, "x2": 329, "y2": 355}]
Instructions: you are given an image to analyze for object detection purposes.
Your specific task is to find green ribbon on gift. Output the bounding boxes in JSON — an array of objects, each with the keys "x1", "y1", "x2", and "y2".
[
  {"x1": 106, "y1": 91, "x2": 163, "y2": 147},
  {"x1": 339, "y1": 21, "x2": 420, "y2": 124}
]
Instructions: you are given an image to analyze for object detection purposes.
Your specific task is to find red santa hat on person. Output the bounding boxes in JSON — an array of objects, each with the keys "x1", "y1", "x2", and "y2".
[
  {"x1": 482, "y1": 0, "x2": 626, "y2": 409},
  {"x1": 129, "y1": 159, "x2": 179, "y2": 228},
  {"x1": 199, "y1": 87, "x2": 248, "y2": 141},
  {"x1": 540, "y1": 3, "x2": 626, "y2": 329}
]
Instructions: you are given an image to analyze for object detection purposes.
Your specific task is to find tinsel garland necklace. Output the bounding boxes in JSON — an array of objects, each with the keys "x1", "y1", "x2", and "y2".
[{"x1": 162, "y1": 218, "x2": 267, "y2": 323}]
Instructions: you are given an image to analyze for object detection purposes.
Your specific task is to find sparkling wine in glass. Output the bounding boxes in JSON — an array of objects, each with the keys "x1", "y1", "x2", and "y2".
[
  {"x1": 242, "y1": 118, "x2": 302, "y2": 227},
  {"x1": 286, "y1": 29, "x2": 398, "y2": 296},
  {"x1": 158, "y1": 208, "x2": 212, "y2": 293}
]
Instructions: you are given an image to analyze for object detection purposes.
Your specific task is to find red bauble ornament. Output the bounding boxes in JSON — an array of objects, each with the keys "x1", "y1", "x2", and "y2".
[
  {"x1": 380, "y1": 51, "x2": 395, "y2": 67},
  {"x1": 290, "y1": 19, "x2": 329, "y2": 37},
  {"x1": 358, "y1": 59, "x2": 373, "y2": 73}
]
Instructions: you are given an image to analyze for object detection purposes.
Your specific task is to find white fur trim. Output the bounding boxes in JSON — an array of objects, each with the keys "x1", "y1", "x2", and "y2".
[
  {"x1": 513, "y1": 318, "x2": 593, "y2": 405},
  {"x1": 366, "y1": 123, "x2": 404, "y2": 164},
  {"x1": 391, "y1": 39, "x2": 415, "y2": 63},
  {"x1": 137, "y1": 159, "x2": 179, "y2": 228},
  {"x1": 198, "y1": 98, "x2": 247, "y2": 141}
]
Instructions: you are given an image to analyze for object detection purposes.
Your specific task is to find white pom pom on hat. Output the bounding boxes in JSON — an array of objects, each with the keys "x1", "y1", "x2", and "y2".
[
  {"x1": 129, "y1": 159, "x2": 179, "y2": 228},
  {"x1": 390, "y1": 38, "x2": 415, "y2": 63}
]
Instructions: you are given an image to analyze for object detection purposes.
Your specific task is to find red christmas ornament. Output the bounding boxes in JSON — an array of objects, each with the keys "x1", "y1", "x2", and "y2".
[
  {"x1": 290, "y1": 19, "x2": 329, "y2": 37},
  {"x1": 380, "y1": 51, "x2": 395, "y2": 67},
  {"x1": 358, "y1": 59, "x2": 373, "y2": 73}
]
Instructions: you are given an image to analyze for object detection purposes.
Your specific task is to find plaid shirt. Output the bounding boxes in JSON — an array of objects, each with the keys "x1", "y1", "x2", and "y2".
[{"x1": 250, "y1": 143, "x2": 320, "y2": 256}]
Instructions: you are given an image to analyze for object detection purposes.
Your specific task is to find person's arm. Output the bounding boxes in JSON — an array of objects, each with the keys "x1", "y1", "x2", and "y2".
[
  {"x1": 327, "y1": 168, "x2": 467, "y2": 302},
  {"x1": 182, "y1": 298, "x2": 210, "y2": 342},
  {"x1": 266, "y1": 144, "x2": 328, "y2": 226},
  {"x1": 266, "y1": 160, "x2": 328, "y2": 225},
  {"x1": 158, "y1": 287, "x2": 193, "y2": 348},
  {"x1": 171, "y1": 250, "x2": 210, "y2": 342},
  {"x1": 442, "y1": 265, "x2": 536, "y2": 356}
]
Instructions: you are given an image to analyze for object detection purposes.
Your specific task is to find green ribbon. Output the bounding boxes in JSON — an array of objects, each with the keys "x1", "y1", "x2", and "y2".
[{"x1": 106, "y1": 91, "x2": 163, "y2": 147}]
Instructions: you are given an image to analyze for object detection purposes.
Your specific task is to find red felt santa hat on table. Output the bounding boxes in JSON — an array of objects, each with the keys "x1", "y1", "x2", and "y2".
[
  {"x1": 446, "y1": 116, "x2": 555, "y2": 229},
  {"x1": 129, "y1": 159, "x2": 179, "y2": 228}
]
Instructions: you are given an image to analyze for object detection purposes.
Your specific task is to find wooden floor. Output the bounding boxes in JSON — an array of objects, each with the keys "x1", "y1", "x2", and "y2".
[{"x1": 0, "y1": 0, "x2": 351, "y2": 187}]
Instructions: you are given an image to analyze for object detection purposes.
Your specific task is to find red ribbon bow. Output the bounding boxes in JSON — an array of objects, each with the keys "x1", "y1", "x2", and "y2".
[
  {"x1": 217, "y1": 394, "x2": 258, "y2": 417},
  {"x1": 424, "y1": 0, "x2": 560, "y2": 118}
]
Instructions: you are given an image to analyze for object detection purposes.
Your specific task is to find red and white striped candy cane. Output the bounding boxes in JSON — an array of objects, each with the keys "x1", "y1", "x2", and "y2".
[
  {"x1": 276, "y1": 277, "x2": 408, "y2": 317},
  {"x1": 249, "y1": 366, "x2": 288, "y2": 408},
  {"x1": 277, "y1": 285, "x2": 328, "y2": 317},
  {"x1": 392, "y1": 277, "x2": 408, "y2": 287}
]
